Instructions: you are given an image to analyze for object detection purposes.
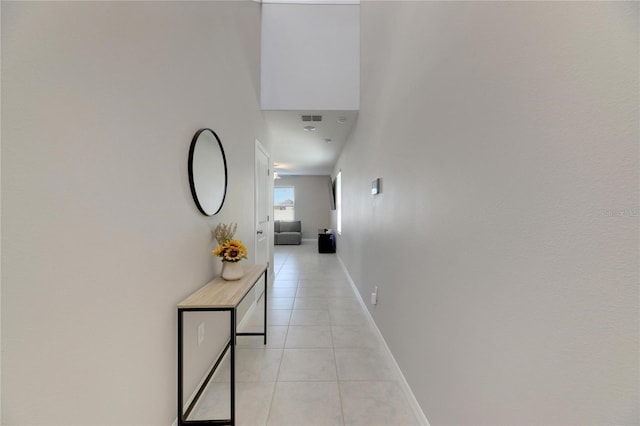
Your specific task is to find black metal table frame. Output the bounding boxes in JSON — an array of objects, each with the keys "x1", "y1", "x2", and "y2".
[{"x1": 177, "y1": 269, "x2": 268, "y2": 426}]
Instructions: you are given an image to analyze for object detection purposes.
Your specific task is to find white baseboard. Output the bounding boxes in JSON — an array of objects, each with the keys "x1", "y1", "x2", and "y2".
[{"x1": 336, "y1": 255, "x2": 431, "y2": 426}]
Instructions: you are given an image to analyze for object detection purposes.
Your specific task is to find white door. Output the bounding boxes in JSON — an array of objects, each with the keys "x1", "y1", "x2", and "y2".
[{"x1": 254, "y1": 140, "x2": 270, "y2": 300}]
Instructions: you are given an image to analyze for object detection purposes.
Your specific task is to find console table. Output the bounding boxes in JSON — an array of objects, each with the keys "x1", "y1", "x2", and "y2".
[{"x1": 177, "y1": 263, "x2": 268, "y2": 426}]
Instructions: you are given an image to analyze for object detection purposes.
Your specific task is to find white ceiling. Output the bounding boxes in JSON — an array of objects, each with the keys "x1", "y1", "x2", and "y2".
[{"x1": 264, "y1": 110, "x2": 358, "y2": 176}]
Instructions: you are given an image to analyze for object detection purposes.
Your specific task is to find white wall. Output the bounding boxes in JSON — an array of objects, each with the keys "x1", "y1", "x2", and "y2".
[
  {"x1": 261, "y1": 3, "x2": 359, "y2": 110},
  {"x1": 334, "y1": 2, "x2": 639, "y2": 425},
  {"x1": 1, "y1": 2, "x2": 266, "y2": 424},
  {"x1": 276, "y1": 175, "x2": 332, "y2": 239}
]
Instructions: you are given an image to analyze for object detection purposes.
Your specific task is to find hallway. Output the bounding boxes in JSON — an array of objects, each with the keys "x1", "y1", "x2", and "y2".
[{"x1": 190, "y1": 241, "x2": 421, "y2": 425}]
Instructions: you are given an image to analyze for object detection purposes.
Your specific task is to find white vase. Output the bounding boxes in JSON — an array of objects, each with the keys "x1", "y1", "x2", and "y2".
[{"x1": 222, "y1": 261, "x2": 244, "y2": 281}]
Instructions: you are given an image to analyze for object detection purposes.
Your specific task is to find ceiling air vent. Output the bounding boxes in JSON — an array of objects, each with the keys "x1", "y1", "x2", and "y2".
[{"x1": 301, "y1": 115, "x2": 323, "y2": 122}]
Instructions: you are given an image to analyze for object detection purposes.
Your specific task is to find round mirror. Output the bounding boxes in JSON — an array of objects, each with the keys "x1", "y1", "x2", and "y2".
[{"x1": 188, "y1": 128, "x2": 228, "y2": 216}]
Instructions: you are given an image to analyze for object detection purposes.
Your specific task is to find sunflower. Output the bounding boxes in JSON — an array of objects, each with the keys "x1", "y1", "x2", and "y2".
[
  {"x1": 212, "y1": 245, "x2": 225, "y2": 257},
  {"x1": 213, "y1": 239, "x2": 248, "y2": 263}
]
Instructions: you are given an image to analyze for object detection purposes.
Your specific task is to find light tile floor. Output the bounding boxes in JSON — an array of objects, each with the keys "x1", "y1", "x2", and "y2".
[{"x1": 190, "y1": 241, "x2": 420, "y2": 426}]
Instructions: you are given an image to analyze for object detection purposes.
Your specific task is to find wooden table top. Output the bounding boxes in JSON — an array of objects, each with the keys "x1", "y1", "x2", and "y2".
[{"x1": 178, "y1": 264, "x2": 267, "y2": 309}]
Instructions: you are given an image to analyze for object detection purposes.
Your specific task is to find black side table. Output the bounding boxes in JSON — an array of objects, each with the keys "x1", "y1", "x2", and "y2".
[{"x1": 318, "y1": 233, "x2": 336, "y2": 253}]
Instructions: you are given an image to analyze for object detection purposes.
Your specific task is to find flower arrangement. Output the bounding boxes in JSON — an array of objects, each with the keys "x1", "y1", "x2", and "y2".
[
  {"x1": 213, "y1": 240, "x2": 248, "y2": 262},
  {"x1": 212, "y1": 223, "x2": 248, "y2": 263}
]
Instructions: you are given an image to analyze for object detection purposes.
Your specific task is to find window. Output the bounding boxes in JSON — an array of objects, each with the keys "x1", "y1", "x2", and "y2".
[
  {"x1": 335, "y1": 172, "x2": 342, "y2": 234},
  {"x1": 274, "y1": 186, "x2": 295, "y2": 221}
]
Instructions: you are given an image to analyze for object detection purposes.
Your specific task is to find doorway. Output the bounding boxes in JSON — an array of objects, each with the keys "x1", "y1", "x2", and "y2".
[{"x1": 254, "y1": 140, "x2": 271, "y2": 299}]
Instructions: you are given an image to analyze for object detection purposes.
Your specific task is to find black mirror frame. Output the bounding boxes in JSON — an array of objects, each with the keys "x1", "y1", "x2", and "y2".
[{"x1": 188, "y1": 128, "x2": 228, "y2": 216}]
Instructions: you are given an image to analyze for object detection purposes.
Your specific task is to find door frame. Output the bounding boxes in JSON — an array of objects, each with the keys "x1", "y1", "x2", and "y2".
[{"x1": 254, "y1": 139, "x2": 273, "y2": 285}]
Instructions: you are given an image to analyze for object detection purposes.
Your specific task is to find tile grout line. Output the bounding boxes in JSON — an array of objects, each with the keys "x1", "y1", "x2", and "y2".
[
  {"x1": 263, "y1": 277, "x2": 293, "y2": 425},
  {"x1": 331, "y1": 306, "x2": 347, "y2": 426}
]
